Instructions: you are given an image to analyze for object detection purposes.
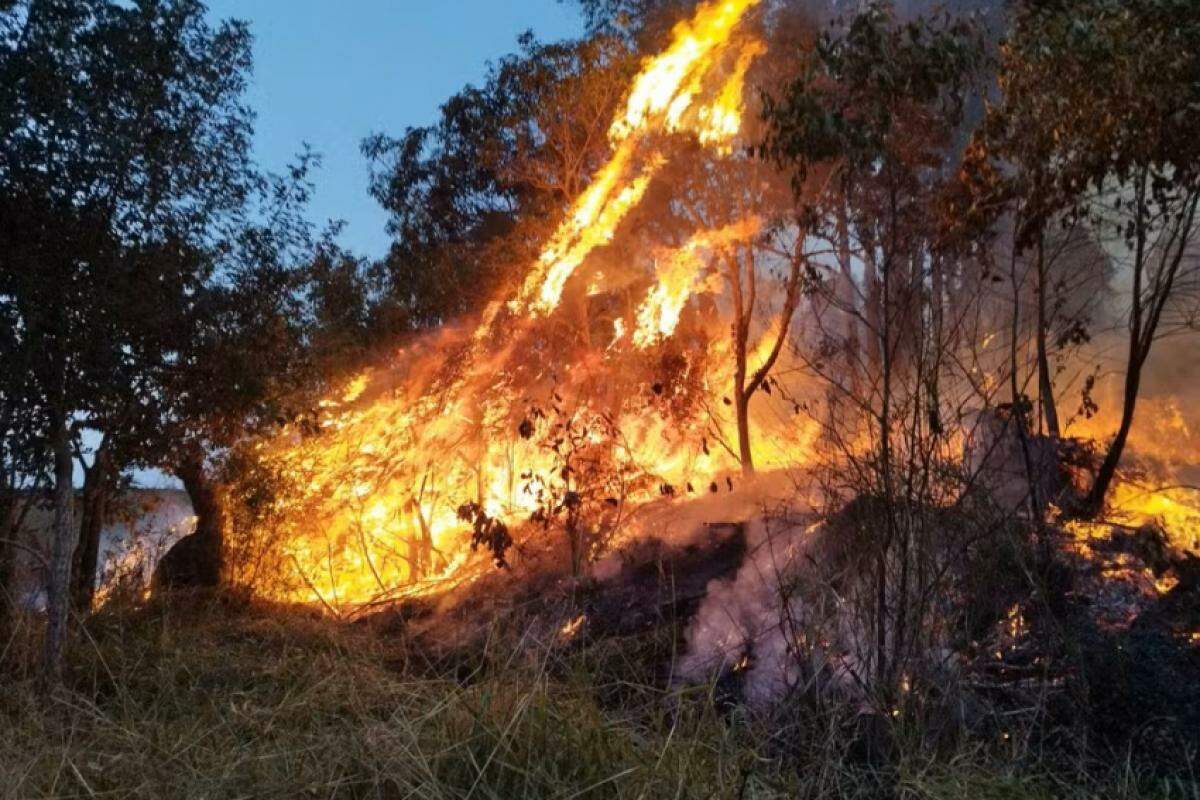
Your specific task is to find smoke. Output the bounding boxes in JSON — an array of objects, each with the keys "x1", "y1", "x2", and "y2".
[{"x1": 676, "y1": 513, "x2": 809, "y2": 703}]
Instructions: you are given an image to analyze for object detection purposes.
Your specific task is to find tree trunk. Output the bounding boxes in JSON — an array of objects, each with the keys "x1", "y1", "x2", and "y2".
[
  {"x1": 43, "y1": 413, "x2": 76, "y2": 682},
  {"x1": 0, "y1": 486, "x2": 16, "y2": 641},
  {"x1": 71, "y1": 444, "x2": 111, "y2": 611},
  {"x1": 160, "y1": 454, "x2": 224, "y2": 588},
  {"x1": 875, "y1": 245, "x2": 894, "y2": 691},
  {"x1": 727, "y1": 247, "x2": 755, "y2": 477},
  {"x1": 836, "y1": 199, "x2": 858, "y2": 362},
  {"x1": 1083, "y1": 176, "x2": 1148, "y2": 518},
  {"x1": 1034, "y1": 234, "x2": 1060, "y2": 438},
  {"x1": 734, "y1": 387, "x2": 754, "y2": 476},
  {"x1": 1086, "y1": 353, "x2": 1143, "y2": 517},
  {"x1": 1010, "y1": 253, "x2": 1043, "y2": 521}
]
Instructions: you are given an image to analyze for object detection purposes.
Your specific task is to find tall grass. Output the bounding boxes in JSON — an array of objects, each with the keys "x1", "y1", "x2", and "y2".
[{"x1": 0, "y1": 597, "x2": 1190, "y2": 799}]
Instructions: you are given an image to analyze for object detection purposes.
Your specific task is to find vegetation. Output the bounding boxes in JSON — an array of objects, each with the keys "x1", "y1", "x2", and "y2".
[
  {"x1": 2, "y1": 0, "x2": 1199, "y2": 795},
  {"x1": 0, "y1": 596, "x2": 1192, "y2": 800}
]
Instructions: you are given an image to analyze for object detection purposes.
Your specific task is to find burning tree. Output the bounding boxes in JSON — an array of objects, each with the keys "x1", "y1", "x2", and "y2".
[
  {"x1": 363, "y1": 32, "x2": 641, "y2": 329},
  {"x1": 216, "y1": 3, "x2": 1199, "y2": 720},
  {"x1": 972, "y1": 0, "x2": 1200, "y2": 517}
]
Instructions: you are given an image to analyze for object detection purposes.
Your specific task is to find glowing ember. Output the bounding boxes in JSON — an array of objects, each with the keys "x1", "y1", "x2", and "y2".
[{"x1": 559, "y1": 614, "x2": 587, "y2": 640}]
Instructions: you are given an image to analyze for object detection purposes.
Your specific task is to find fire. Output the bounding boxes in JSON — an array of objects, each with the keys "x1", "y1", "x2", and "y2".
[
  {"x1": 632, "y1": 218, "x2": 761, "y2": 347},
  {"x1": 233, "y1": 0, "x2": 777, "y2": 611},
  {"x1": 516, "y1": 0, "x2": 763, "y2": 317},
  {"x1": 1107, "y1": 482, "x2": 1200, "y2": 553},
  {"x1": 610, "y1": 0, "x2": 761, "y2": 142},
  {"x1": 1064, "y1": 392, "x2": 1200, "y2": 557},
  {"x1": 697, "y1": 39, "x2": 767, "y2": 151},
  {"x1": 559, "y1": 614, "x2": 587, "y2": 640},
  {"x1": 519, "y1": 142, "x2": 661, "y2": 316}
]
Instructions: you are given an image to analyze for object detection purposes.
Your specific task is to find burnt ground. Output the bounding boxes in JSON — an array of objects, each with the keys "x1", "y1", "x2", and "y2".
[
  {"x1": 966, "y1": 522, "x2": 1200, "y2": 772},
  {"x1": 581, "y1": 522, "x2": 747, "y2": 638},
  {"x1": 1042, "y1": 536, "x2": 1200, "y2": 765},
  {"x1": 357, "y1": 520, "x2": 748, "y2": 687}
]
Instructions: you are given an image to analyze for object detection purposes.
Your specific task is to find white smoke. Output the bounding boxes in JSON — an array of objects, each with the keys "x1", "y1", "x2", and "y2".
[{"x1": 675, "y1": 510, "x2": 827, "y2": 705}]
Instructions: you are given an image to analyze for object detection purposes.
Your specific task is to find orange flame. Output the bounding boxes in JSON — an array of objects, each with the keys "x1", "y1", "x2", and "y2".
[
  {"x1": 236, "y1": 0, "x2": 771, "y2": 610},
  {"x1": 517, "y1": 0, "x2": 763, "y2": 317},
  {"x1": 633, "y1": 218, "x2": 761, "y2": 347}
]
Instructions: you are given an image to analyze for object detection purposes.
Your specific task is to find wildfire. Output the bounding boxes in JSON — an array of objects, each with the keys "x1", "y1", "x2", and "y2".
[
  {"x1": 517, "y1": 0, "x2": 764, "y2": 318},
  {"x1": 1055, "y1": 382, "x2": 1200, "y2": 600},
  {"x1": 233, "y1": 0, "x2": 781, "y2": 611},
  {"x1": 233, "y1": 0, "x2": 1198, "y2": 618}
]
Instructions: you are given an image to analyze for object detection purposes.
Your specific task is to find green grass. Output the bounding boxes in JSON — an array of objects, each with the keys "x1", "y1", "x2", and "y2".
[{"x1": 0, "y1": 597, "x2": 1191, "y2": 799}]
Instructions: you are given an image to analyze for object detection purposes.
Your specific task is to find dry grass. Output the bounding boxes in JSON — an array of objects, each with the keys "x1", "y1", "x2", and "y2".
[{"x1": 0, "y1": 596, "x2": 1191, "y2": 799}]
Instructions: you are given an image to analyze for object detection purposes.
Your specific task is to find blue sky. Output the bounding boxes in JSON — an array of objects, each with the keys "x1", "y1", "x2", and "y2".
[{"x1": 204, "y1": 0, "x2": 585, "y2": 259}]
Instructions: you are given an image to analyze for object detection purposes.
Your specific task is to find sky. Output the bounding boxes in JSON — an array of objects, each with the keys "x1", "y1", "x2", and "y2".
[{"x1": 204, "y1": 0, "x2": 585, "y2": 260}]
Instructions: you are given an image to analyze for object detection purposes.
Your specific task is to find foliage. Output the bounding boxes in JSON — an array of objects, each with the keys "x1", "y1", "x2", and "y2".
[
  {"x1": 0, "y1": 0, "x2": 273, "y2": 668},
  {"x1": 569, "y1": 0, "x2": 686, "y2": 34},
  {"x1": 363, "y1": 32, "x2": 638, "y2": 326},
  {"x1": 985, "y1": 0, "x2": 1200, "y2": 236},
  {"x1": 760, "y1": 1, "x2": 982, "y2": 191},
  {"x1": 0, "y1": 0, "x2": 259, "y2": 438},
  {"x1": 522, "y1": 400, "x2": 649, "y2": 576},
  {"x1": 457, "y1": 502, "x2": 514, "y2": 568}
]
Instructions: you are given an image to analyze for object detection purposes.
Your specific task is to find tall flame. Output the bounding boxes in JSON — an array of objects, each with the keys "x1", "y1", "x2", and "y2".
[
  {"x1": 235, "y1": 0, "x2": 773, "y2": 610},
  {"x1": 517, "y1": 0, "x2": 763, "y2": 317}
]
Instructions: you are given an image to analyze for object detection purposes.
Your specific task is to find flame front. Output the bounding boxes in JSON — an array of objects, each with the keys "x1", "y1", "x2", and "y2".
[{"x1": 234, "y1": 0, "x2": 779, "y2": 610}]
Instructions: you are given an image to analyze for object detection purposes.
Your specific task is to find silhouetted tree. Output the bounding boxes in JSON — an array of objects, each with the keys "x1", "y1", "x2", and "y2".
[{"x1": 0, "y1": 0, "x2": 259, "y2": 677}]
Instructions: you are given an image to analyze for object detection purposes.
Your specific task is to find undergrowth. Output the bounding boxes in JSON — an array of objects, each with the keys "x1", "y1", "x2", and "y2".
[{"x1": 0, "y1": 595, "x2": 1192, "y2": 799}]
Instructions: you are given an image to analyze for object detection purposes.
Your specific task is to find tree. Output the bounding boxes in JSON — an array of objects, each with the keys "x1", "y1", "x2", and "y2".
[
  {"x1": 570, "y1": 0, "x2": 686, "y2": 35},
  {"x1": 306, "y1": 236, "x2": 377, "y2": 372},
  {"x1": 363, "y1": 32, "x2": 638, "y2": 327},
  {"x1": 646, "y1": 151, "x2": 812, "y2": 475},
  {"x1": 0, "y1": 0, "x2": 257, "y2": 677},
  {"x1": 611, "y1": 3, "x2": 824, "y2": 476},
  {"x1": 974, "y1": 0, "x2": 1200, "y2": 516},
  {"x1": 153, "y1": 157, "x2": 321, "y2": 591}
]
